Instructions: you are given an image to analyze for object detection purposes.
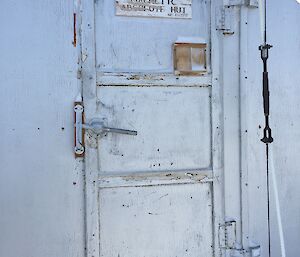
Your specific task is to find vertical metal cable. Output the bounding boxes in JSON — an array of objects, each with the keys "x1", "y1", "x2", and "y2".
[
  {"x1": 265, "y1": 0, "x2": 271, "y2": 254},
  {"x1": 259, "y1": 0, "x2": 273, "y2": 256},
  {"x1": 266, "y1": 143, "x2": 271, "y2": 257}
]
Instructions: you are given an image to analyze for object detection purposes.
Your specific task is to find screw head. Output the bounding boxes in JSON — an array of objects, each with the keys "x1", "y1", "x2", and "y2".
[
  {"x1": 74, "y1": 145, "x2": 84, "y2": 155},
  {"x1": 74, "y1": 104, "x2": 83, "y2": 112}
]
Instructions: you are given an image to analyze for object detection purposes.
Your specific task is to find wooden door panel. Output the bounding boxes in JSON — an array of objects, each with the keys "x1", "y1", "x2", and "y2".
[
  {"x1": 99, "y1": 183, "x2": 213, "y2": 257},
  {"x1": 97, "y1": 86, "x2": 211, "y2": 174}
]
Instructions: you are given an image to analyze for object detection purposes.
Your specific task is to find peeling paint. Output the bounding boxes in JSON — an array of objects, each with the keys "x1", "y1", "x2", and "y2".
[{"x1": 99, "y1": 171, "x2": 213, "y2": 189}]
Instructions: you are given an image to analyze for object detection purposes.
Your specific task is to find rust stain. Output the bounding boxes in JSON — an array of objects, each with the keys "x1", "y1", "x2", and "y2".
[
  {"x1": 72, "y1": 13, "x2": 77, "y2": 47},
  {"x1": 173, "y1": 43, "x2": 207, "y2": 76}
]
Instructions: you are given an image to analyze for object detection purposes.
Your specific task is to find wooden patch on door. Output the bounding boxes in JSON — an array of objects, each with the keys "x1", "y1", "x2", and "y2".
[{"x1": 115, "y1": 0, "x2": 192, "y2": 19}]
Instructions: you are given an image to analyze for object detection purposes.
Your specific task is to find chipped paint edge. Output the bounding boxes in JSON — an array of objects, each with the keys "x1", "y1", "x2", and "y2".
[
  {"x1": 99, "y1": 170, "x2": 214, "y2": 188},
  {"x1": 96, "y1": 72, "x2": 212, "y2": 87}
]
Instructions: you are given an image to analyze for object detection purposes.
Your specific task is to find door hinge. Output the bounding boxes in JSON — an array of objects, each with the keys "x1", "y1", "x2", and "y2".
[
  {"x1": 249, "y1": 244, "x2": 261, "y2": 257},
  {"x1": 219, "y1": 220, "x2": 262, "y2": 256},
  {"x1": 247, "y1": 0, "x2": 259, "y2": 7},
  {"x1": 219, "y1": 220, "x2": 237, "y2": 249},
  {"x1": 216, "y1": 0, "x2": 258, "y2": 34},
  {"x1": 224, "y1": 0, "x2": 258, "y2": 7},
  {"x1": 216, "y1": 7, "x2": 234, "y2": 35}
]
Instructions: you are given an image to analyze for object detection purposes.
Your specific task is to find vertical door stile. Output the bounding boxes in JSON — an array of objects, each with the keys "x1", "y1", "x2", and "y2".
[
  {"x1": 81, "y1": 1, "x2": 99, "y2": 257},
  {"x1": 211, "y1": 0, "x2": 226, "y2": 256},
  {"x1": 240, "y1": 5, "x2": 250, "y2": 254}
]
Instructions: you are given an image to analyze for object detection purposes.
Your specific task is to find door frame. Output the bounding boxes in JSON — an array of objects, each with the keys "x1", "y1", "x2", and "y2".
[{"x1": 80, "y1": 0, "x2": 225, "y2": 256}]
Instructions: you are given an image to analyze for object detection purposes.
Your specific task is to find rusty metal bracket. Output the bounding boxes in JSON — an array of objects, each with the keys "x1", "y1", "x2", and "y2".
[{"x1": 74, "y1": 102, "x2": 85, "y2": 157}]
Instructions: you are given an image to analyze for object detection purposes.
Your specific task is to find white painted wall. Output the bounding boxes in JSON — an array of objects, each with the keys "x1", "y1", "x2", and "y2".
[
  {"x1": 246, "y1": 0, "x2": 300, "y2": 256},
  {"x1": 0, "y1": 1, "x2": 85, "y2": 257},
  {"x1": 268, "y1": 2, "x2": 300, "y2": 254},
  {"x1": 0, "y1": 1, "x2": 299, "y2": 257}
]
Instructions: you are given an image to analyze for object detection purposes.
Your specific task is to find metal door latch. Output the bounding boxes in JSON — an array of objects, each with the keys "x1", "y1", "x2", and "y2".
[
  {"x1": 74, "y1": 103, "x2": 137, "y2": 157},
  {"x1": 82, "y1": 119, "x2": 137, "y2": 136}
]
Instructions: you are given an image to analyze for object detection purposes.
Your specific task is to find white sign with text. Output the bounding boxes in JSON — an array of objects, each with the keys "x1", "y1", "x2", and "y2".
[{"x1": 116, "y1": 0, "x2": 192, "y2": 19}]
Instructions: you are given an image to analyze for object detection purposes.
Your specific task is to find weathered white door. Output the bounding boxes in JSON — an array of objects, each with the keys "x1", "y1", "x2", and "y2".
[{"x1": 81, "y1": 1, "x2": 223, "y2": 257}]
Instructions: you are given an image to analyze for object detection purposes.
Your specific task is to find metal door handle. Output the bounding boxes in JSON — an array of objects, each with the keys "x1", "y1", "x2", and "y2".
[
  {"x1": 82, "y1": 119, "x2": 137, "y2": 136},
  {"x1": 100, "y1": 127, "x2": 138, "y2": 136},
  {"x1": 74, "y1": 103, "x2": 137, "y2": 157}
]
